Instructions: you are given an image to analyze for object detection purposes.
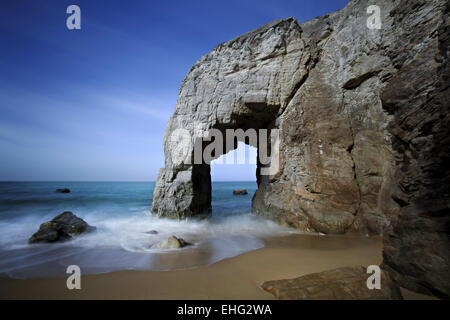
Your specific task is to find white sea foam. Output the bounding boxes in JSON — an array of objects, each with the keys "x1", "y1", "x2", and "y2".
[{"x1": 0, "y1": 210, "x2": 297, "y2": 278}]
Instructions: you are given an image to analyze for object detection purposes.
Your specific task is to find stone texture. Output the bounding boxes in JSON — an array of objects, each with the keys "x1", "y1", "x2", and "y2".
[
  {"x1": 380, "y1": 0, "x2": 450, "y2": 298},
  {"x1": 152, "y1": 1, "x2": 403, "y2": 234},
  {"x1": 151, "y1": 0, "x2": 449, "y2": 298},
  {"x1": 29, "y1": 211, "x2": 96, "y2": 244},
  {"x1": 154, "y1": 236, "x2": 191, "y2": 249},
  {"x1": 261, "y1": 266, "x2": 403, "y2": 300}
]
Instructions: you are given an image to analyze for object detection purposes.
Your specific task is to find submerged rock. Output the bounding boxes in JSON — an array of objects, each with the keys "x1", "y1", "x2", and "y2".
[
  {"x1": 155, "y1": 236, "x2": 191, "y2": 249},
  {"x1": 232, "y1": 189, "x2": 248, "y2": 195},
  {"x1": 262, "y1": 266, "x2": 403, "y2": 300},
  {"x1": 29, "y1": 211, "x2": 96, "y2": 244},
  {"x1": 56, "y1": 188, "x2": 70, "y2": 193}
]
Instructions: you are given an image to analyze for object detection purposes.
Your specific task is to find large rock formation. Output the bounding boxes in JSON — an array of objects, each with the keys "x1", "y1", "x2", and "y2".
[
  {"x1": 379, "y1": 1, "x2": 450, "y2": 298},
  {"x1": 152, "y1": 0, "x2": 405, "y2": 233},
  {"x1": 152, "y1": 0, "x2": 449, "y2": 297}
]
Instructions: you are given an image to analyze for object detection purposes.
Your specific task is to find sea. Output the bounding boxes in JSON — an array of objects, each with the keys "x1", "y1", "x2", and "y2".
[{"x1": 0, "y1": 181, "x2": 297, "y2": 278}]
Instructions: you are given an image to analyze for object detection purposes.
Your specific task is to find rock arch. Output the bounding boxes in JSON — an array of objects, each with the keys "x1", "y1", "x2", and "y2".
[
  {"x1": 151, "y1": 0, "x2": 450, "y2": 298},
  {"x1": 151, "y1": 18, "x2": 299, "y2": 216},
  {"x1": 151, "y1": 13, "x2": 397, "y2": 235}
]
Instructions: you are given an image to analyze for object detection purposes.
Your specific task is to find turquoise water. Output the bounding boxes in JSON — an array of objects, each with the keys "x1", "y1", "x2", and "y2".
[{"x1": 0, "y1": 181, "x2": 295, "y2": 278}]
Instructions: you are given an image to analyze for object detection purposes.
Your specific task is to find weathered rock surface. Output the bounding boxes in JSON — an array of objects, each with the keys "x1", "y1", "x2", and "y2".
[
  {"x1": 379, "y1": 0, "x2": 450, "y2": 298},
  {"x1": 56, "y1": 188, "x2": 70, "y2": 193},
  {"x1": 152, "y1": 0, "x2": 402, "y2": 234},
  {"x1": 151, "y1": 0, "x2": 449, "y2": 297},
  {"x1": 29, "y1": 211, "x2": 96, "y2": 243},
  {"x1": 233, "y1": 189, "x2": 248, "y2": 195},
  {"x1": 261, "y1": 266, "x2": 403, "y2": 300},
  {"x1": 154, "y1": 236, "x2": 191, "y2": 249}
]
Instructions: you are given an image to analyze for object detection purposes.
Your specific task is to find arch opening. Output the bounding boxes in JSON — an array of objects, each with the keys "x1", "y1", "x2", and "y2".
[
  {"x1": 190, "y1": 101, "x2": 281, "y2": 218},
  {"x1": 151, "y1": 100, "x2": 281, "y2": 220},
  {"x1": 210, "y1": 142, "x2": 258, "y2": 217}
]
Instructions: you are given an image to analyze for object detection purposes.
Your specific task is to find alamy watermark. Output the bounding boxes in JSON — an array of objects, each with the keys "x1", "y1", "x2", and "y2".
[
  {"x1": 66, "y1": 5, "x2": 81, "y2": 30},
  {"x1": 366, "y1": 265, "x2": 381, "y2": 290},
  {"x1": 169, "y1": 126, "x2": 280, "y2": 176},
  {"x1": 66, "y1": 4, "x2": 381, "y2": 31},
  {"x1": 367, "y1": 5, "x2": 382, "y2": 30},
  {"x1": 66, "y1": 265, "x2": 81, "y2": 290}
]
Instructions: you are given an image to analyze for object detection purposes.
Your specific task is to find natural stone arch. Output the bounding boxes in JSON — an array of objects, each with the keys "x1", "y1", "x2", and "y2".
[
  {"x1": 150, "y1": 0, "x2": 450, "y2": 299},
  {"x1": 151, "y1": 18, "x2": 305, "y2": 220},
  {"x1": 152, "y1": 97, "x2": 282, "y2": 219},
  {"x1": 152, "y1": 12, "x2": 397, "y2": 235}
]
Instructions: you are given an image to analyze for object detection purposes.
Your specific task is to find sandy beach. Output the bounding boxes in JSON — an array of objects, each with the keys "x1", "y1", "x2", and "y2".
[{"x1": 0, "y1": 234, "x2": 434, "y2": 300}]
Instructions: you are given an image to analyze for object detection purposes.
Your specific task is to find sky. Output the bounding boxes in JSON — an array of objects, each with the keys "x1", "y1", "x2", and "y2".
[{"x1": 0, "y1": 0, "x2": 349, "y2": 181}]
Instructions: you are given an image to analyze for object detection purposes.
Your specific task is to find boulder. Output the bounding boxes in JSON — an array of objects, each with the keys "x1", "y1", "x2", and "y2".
[
  {"x1": 155, "y1": 236, "x2": 191, "y2": 249},
  {"x1": 29, "y1": 211, "x2": 96, "y2": 244},
  {"x1": 56, "y1": 188, "x2": 70, "y2": 193},
  {"x1": 261, "y1": 266, "x2": 403, "y2": 300},
  {"x1": 232, "y1": 189, "x2": 248, "y2": 195}
]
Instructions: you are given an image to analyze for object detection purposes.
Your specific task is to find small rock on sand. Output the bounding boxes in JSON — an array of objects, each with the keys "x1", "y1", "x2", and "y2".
[{"x1": 155, "y1": 236, "x2": 191, "y2": 249}]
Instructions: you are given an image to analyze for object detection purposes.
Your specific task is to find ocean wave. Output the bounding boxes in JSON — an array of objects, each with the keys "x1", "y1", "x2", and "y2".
[
  {"x1": 0, "y1": 210, "x2": 296, "y2": 278},
  {"x1": 0, "y1": 181, "x2": 295, "y2": 278}
]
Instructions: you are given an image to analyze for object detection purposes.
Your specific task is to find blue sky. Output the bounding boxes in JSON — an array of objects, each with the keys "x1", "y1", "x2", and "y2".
[{"x1": 0, "y1": 0, "x2": 348, "y2": 181}]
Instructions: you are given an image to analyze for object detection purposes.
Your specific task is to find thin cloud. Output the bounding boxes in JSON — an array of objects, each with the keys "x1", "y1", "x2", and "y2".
[{"x1": 89, "y1": 92, "x2": 173, "y2": 122}]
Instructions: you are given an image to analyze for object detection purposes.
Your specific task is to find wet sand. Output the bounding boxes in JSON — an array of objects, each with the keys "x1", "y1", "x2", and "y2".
[{"x1": 0, "y1": 234, "x2": 435, "y2": 299}]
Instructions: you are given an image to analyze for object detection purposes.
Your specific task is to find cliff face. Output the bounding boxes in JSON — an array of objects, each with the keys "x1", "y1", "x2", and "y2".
[
  {"x1": 380, "y1": 1, "x2": 450, "y2": 298},
  {"x1": 152, "y1": 0, "x2": 449, "y2": 296}
]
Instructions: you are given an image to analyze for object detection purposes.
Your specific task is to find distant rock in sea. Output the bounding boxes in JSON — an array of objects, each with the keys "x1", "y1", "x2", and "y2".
[
  {"x1": 145, "y1": 230, "x2": 158, "y2": 235},
  {"x1": 233, "y1": 189, "x2": 248, "y2": 195},
  {"x1": 155, "y1": 236, "x2": 191, "y2": 249},
  {"x1": 29, "y1": 211, "x2": 96, "y2": 244},
  {"x1": 56, "y1": 188, "x2": 70, "y2": 193}
]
